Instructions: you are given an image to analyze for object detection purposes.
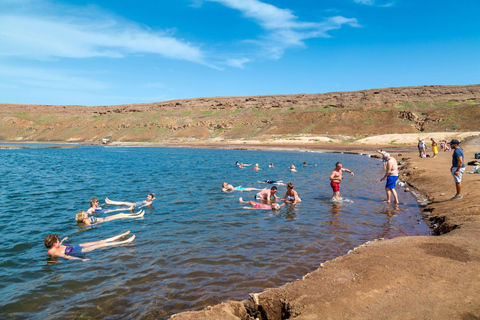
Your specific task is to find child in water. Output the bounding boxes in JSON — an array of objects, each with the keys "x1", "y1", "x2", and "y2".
[{"x1": 44, "y1": 231, "x2": 134, "y2": 261}]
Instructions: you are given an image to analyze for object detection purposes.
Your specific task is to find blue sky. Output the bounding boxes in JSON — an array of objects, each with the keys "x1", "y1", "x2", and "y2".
[{"x1": 1, "y1": 0, "x2": 479, "y2": 106}]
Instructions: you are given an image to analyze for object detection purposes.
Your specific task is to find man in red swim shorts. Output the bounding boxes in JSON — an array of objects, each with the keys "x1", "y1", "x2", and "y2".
[{"x1": 329, "y1": 162, "x2": 354, "y2": 201}]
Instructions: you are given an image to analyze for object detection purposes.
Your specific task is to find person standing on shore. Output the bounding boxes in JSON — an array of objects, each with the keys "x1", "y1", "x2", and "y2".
[
  {"x1": 329, "y1": 162, "x2": 354, "y2": 201},
  {"x1": 380, "y1": 153, "x2": 399, "y2": 204},
  {"x1": 450, "y1": 139, "x2": 465, "y2": 200},
  {"x1": 431, "y1": 138, "x2": 439, "y2": 158}
]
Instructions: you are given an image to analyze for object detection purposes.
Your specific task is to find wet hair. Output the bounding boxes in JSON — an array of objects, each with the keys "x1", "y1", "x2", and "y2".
[
  {"x1": 222, "y1": 182, "x2": 227, "y2": 187},
  {"x1": 148, "y1": 193, "x2": 155, "y2": 198},
  {"x1": 271, "y1": 203, "x2": 281, "y2": 210},
  {"x1": 271, "y1": 186, "x2": 278, "y2": 191},
  {"x1": 44, "y1": 234, "x2": 59, "y2": 248},
  {"x1": 335, "y1": 162, "x2": 342, "y2": 167},
  {"x1": 75, "y1": 210, "x2": 88, "y2": 223},
  {"x1": 287, "y1": 182, "x2": 293, "y2": 189},
  {"x1": 90, "y1": 197, "x2": 99, "y2": 207}
]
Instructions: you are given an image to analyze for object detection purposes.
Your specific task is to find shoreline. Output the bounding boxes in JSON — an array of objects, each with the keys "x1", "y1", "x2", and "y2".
[
  {"x1": 2, "y1": 135, "x2": 479, "y2": 319},
  {"x1": 168, "y1": 135, "x2": 480, "y2": 319}
]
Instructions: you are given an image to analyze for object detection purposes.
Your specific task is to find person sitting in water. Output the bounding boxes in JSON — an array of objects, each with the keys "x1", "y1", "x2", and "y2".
[
  {"x1": 44, "y1": 231, "x2": 135, "y2": 262},
  {"x1": 222, "y1": 182, "x2": 262, "y2": 192},
  {"x1": 76, "y1": 210, "x2": 145, "y2": 226},
  {"x1": 290, "y1": 164, "x2": 297, "y2": 172},
  {"x1": 281, "y1": 182, "x2": 302, "y2": 204},
  {"x1": 258, "y1": 180, "x2": 286, "y2": 186},
  {"x1": 105, "y1": 193, "x2": 155, "y2": 208},
  {"x1": 253, "y1": 164, "x2": 261, "y2": 171},
  {"x1": 86, "y1": 197, "x2": 135, "y2": 214},
  {"x1": 239, "y1": 197, "x2": 284, "y2": 211},
  {"x1": 255, "y1": 186, "x2": 278, "y2": 202}
]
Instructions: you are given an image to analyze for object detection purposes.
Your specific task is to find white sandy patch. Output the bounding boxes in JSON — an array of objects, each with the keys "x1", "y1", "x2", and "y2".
[{"x1": 353, "y1": 132, "x2": 480, "y2": 145}]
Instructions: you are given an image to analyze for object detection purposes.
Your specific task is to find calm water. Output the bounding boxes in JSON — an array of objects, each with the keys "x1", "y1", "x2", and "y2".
[{"x1": 0, "y1": 145, "x2": 430, "y2": 319}]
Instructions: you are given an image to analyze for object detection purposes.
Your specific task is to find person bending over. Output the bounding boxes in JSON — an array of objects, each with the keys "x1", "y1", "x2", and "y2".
[
  {"x1": 281, "y1": 182, "x2": 302, "y2": 204},
  {"x1": 44, "y1": 231, "x2": 135, "y2": 261}
]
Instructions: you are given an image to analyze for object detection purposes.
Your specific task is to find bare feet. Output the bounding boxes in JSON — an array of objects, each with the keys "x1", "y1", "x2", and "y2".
[{"x1": 105, "y1": 197, "x2": 112, "y2": 204}]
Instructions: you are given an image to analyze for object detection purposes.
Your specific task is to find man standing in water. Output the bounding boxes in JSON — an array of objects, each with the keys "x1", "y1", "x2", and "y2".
[
  {"x1": 380, "y1": 153, "x2": 399, "y2": 204},
  {"x1": 450, "y1": 139, "x2": 465, "y2": 200},
  {"x1": 329, "y1": 162, "x2": 354, "y2": 201}
]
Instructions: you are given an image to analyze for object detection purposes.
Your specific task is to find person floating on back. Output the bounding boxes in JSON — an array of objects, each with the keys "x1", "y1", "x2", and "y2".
[
  {"x1": 105, "y1": 193, "x2": 155, "y2": 208},
  {"x1": 44, "y1": 231, "x2": 135, "y2": 262},
  {"x1": 76, "y1": 210, "x2": 145, "y2": 226},
  {"x1": 239, "y1": 197, "x2": 284, "y2": 211}
]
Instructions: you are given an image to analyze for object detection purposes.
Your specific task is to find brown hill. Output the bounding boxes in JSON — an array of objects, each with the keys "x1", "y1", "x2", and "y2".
[{"x1": 1, "y1": 84, "x2": 479, "y2": 142}]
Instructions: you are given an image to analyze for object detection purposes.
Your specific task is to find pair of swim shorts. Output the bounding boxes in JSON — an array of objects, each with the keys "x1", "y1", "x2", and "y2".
[
  {"x1": 64, "y1": 244, "x2": 82, "y2": 255},
  {"x1": 330, "y1": 181, "x2": 340, "y2": 192},
  {"x1": 386, "y1": 176, "x2": 398, "y2": 189},
  {"x1": 451, "y1": 167, "x2": 465, "y2": 183}
]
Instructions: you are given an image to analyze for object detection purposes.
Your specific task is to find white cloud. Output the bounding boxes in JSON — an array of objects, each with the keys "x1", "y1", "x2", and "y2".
[
  {"x1": 207, "y1": 0, "x2": 360, "y2": 59},
  {"x1": 354, "y1": 0, "x2": 395, "y2": 7},
  {"x1": 0, "y1": 4, "x2": 207, "y2": 65},
  {"x1": 225, "y1": 58, "x2": 251, "y2": 68}
]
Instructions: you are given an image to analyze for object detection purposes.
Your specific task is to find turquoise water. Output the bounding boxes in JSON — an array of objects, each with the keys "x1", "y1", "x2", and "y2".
[{"x1": 0, "y1": 146, "x2": 430, "y2": 319}]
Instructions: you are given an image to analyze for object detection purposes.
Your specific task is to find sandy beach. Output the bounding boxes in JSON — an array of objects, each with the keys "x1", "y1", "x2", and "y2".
[{"x1": 170, "y1": 135, "x2": 480, "y2": 319}]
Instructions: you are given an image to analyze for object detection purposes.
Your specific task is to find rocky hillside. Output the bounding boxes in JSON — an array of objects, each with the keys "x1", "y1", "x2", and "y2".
[{"x1": 1, "y1": 84, "x2": 479, "y2": 142}]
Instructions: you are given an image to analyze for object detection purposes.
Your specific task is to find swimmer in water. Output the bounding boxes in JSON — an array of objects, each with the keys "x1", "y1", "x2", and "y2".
[
  {"x1": 290, "y1": 164, "x2": 297, "y2": 172},
  {"x1": 253, "y1": 164, "x2": 261, "y2": 171},
  {"x1": 222, "y1": 182, "x2": 262, "y2": 193},
  {"x1": 105, "y1": 193, "x2": 155, "y2": 208},
  {"x1": 281, "y1": 182, "x2": 301, "y2": 204},
  {"x1": 44, "y1": 231, "x2": 134, "y2": 262},
  {"x1": 329, "y1": 162, "x2": 354, "y2": 201},
  {"x1": 255, "y1": 186, "x2": 279, "y2": 202},
  {"x1": 76, "y1": 210, "x2": 145, "y2": 226},
  {"x1": 239, "y1": 197, "x2": 284, "y2": 210},
  {"x1": 269, "y1": 163, "x2": 274, "y2": 168},
  {"x1": 258, "y1": 180, "x2": 286, "y2": 186},
  {"x1": 86, "y1": 197, "x2": 135, "y2": 214},
  {"x1": 303, "y1": 161, "x2": 307, "y2": 166}
]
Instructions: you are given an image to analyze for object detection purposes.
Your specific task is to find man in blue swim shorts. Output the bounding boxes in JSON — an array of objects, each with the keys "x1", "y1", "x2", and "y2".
[
  {"x1": 449, "y1": 139, "x2": 465, "y2": 200},
  {"x1": 380, "y1": 153, "x2": 399, "y2": 204}
]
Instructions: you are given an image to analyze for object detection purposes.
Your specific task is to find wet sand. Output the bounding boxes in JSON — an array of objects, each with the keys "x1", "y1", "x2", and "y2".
[{"x1": 170, "y1": 136, "x2": 480, "y2": 319}]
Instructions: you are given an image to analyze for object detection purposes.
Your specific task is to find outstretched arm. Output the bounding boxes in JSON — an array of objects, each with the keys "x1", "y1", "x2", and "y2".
[{"x1": 342, "y1": 168, "x2": 354, "y2": 176}]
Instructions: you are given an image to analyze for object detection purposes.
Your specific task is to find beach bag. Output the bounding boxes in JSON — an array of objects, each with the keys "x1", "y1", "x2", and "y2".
[
  {"x1": 468, "y1": 160, "x2": 480, "y2": 166},
  {"x1": 475, "y1": 153, "x2": 480, "y2": 159}
]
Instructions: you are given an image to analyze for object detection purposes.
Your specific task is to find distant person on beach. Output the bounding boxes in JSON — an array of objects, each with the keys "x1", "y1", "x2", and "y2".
[
  {"x1": 431, "y1": 138, "x2": 438, "y2": 158},
  {"x1": 76, "y1": 210, "x2": 145, "y2": 226},
  {"x1": 258, "y1": 180, "x2": 286, "y2": 186},
  {"x1": 418, "y1": 139, "x2": 426, "y2": 158},
  {"x1": 239, "y1": 197, "x2": 283, "y2": 211},
  {"x1": 450, "y1": 139, "x2": 465, "y2": 200},
  {"x1": 44, "y1": 231, "x2": 134, "y2": 261},
  {"x1": 222, "y1": 182, "x2": 262, "y2": 192},
  {"x1": 290, "y1": 164, "x2": 297, "y2": 172},
  {"x1": 281, "y1": 182, "x2": 301, "y2": 204},
  {"x1": 380, "y1": 153, "x2": 399, "y2": 204},
  {"x1": 255, "y1": 186, "x2": 278, "y2": 202},
  {"x1": 105, "y1": 193, "x2": 155, "y2": 208},
  {"x1": 329, "y1": 162, "x2": 354, "y2": 201},
  {"x1": 253, "y1": 164, "x2": 261, "y2": 171}
]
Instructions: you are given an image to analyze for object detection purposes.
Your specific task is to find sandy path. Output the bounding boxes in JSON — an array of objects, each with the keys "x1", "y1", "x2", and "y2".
[{"x1": 171, "y1": 136, "x2": 480, "y2": 320}]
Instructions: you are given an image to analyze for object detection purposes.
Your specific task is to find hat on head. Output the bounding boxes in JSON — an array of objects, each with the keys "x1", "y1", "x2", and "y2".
[
  {"x1": 383, "y1": 153, "x2": 391, "y2": 158},
  {"x1": 450, "y1": 139, "x2": 460, "y2": 145}
]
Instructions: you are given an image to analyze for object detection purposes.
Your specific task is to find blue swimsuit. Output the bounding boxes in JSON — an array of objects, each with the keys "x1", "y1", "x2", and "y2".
[
  {"x1": 64, "y1": 244, "x2": 82, "y2": 255},
  {"x1": 89, "y1": 216, "x2": 97, "y2": 224}
]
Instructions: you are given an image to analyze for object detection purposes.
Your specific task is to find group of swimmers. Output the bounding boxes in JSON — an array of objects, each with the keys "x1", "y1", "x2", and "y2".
[{"x1": 44, "y1": 193, "x2": 155, "y2": 261}]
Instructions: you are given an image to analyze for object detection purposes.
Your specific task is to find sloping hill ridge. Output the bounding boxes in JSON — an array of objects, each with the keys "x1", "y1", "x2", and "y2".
[{"x1": 1, "y1": 84, "x2": 479, "y2": 142}]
